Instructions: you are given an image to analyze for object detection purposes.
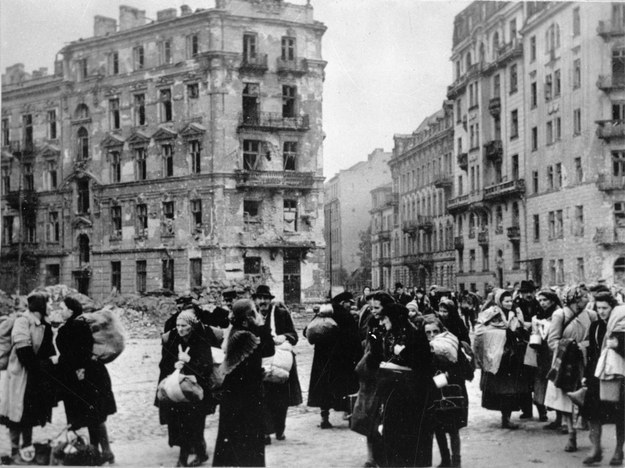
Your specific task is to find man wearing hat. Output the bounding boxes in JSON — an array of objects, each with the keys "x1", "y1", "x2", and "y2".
[
  {"x1": 252, "y1": 285, "x2": 302, "y2": 444},
  {"x1": 393, "y1": 282, "x2": 412, "y2": 306},
  {"x1": 307, "y1": 291, "x2": 362, "y2": 429}
]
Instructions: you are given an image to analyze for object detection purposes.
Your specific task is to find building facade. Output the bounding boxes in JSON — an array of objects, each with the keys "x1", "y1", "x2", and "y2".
[
  {"x1": 324, "y1": 148, "x2": 391, "y2": 292},
  {"x1": 1, "y1": 0, "x2": 328, "y2": 303},
  {"x1": 370, "y1": 184, "x2": 396, "y2": 290},
  {"x1": 390, "y1": 105, "x2": 456, "y2": 290}
]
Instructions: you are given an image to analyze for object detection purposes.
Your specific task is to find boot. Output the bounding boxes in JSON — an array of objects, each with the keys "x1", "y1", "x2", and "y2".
[
  {"x1": 501, "y1": 413, "x2": 519, "y2": 430},
  {"x1": 320, "y1": 409, "x2": 333, "y2": 429},
  {"x1": 564, "y1": 432, "x2": 577, "y2": 452},
  {"x1": 451, "y1": 455, "x2": 461, "y2": 467}
]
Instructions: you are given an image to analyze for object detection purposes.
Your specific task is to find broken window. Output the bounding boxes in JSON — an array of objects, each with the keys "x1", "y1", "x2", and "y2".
[
  {"x1": 134, "y1": 94, "x2": 146, "y2": 126},
  {"x1": 46, "y1": 160, "x2": 58, "y2": 189},
  {"x1": 281, "y1": 36, "x2": 296, "y2": 61},
  {"x1": 78, "y1": 234, "x2": 90, "y2": 264},
  {"x1": 191, "y1": 199, "x2": 202, "y2": 229},
  {"x1": 136, "y1": 260, "x2": 147, "y2": 293},
  {"x1": 284, "y1": 199, "x2": 297, "y2": 233},
  {"x1": 47, "y1": 211, "x2": 59, "y2": 243},
  {"x1": 111, "y1": 261, "x2": 121, "y2": 292},
  {"x1": 136, "y1": 203, "x2": 148, "y2": 237},
  {"x1": 243, "y1": 34, "x2": 257, "y2": 61},
  {"x1": 135, "y1": 147, "x2": 147, "y2": 180},
  {"x1": 615, "y1": 202, "x2": 625, "y2": 228},
  {"x1": 77, "y1": 127, "x2": 89, "y2": 160},
  {"x1": 45, "y1": 264, "x2": 60, "y2": 286},
  {"x1": 77, "y1": 179, "x2": 90, "y2": 215},
  {"x1": 283, "y1": 141, "x2": 297, "y2": 171},
  {"x1": 48, "y1": 110, "x2": 57, "y2": 140},
  {"x1": 244, "y1": 199, "x2": 261, "y2": 228},
  {"x1": 190, "y1": 258, "x2": 202, "y2": 288},
  {"x1": 242, "y1": 83, "x2": 260, "y2": 124},
  {"x1": 162, "y1": 259, "x2": 174, "y2": 291},
  {"x1": 159, "y1": 89, "x2": 173, "y2": 122},
  {"x1": 110, "y1": 51, "x2": 119, "y2": 75},
  {"x1": 109, "y1": 98, "x2": 120, "y2": 130},
  {"x1": 2, "y1": 216, "x2": 13, "y2": 245},
  {"x1": 162, "y1": 201, "x2": 175, "y2": 236},
  {"x1": 282, "y1": 85, "x2": 296, "y2": 118},
  {"x1": 243, "y1": 140, "x2": 261, "y2": 171},
  {"x1": 162, "y1": 144, "x2": 173, "y2": 177},
  {"x1": 244, "y1": 256, "x2": 262, "y2": 275},
  {"x1": 190, "y1": 141, "x2": 201, "y2": 174},
  {"x1": 22, "y1": 163, "x2": 33, "y2": 191},
  {"x1": 110, "y1": 151, "x2": 121, "y2": 183},
  {"x1": 111, "y1": 205, "x2": 122, "y2": 239},
  {"x1": 133, "y1": 46, "x2": 144, "y2": 70},
  {"x1": 2, "y1": 167, "x2": 10, "y2": 195}
]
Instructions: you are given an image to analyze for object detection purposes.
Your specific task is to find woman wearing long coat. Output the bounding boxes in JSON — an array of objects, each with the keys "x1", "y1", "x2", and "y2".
[
  {"x1": 56, "y1": 296, "x2": 117, "y2": 463},
  {"x1": 0, "y1": 292, "x2": 56, "y2": 463},
  {"x1": 307, "y1": 293, "x2": 362, "y2": 427},
  {"x1": 157, "y1": 310, "x2": 216, "y2": 467},
  {"x1": 213, "y1": 299, "x2": 275, "y2": 467},
  {"x1": 580, "y1": 292, "x2": 625, "y2": 466},
  {"x1": 262, "y1": 302, "x2": 302, "y2": 442},
  {"x1": 544, "y1": 284, "x2": 591, "y2": 452}
]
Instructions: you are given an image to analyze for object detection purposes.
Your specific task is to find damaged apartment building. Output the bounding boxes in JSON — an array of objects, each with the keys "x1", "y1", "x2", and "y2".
[{"x1": 0, "y1": 0, "x2": 327, "y2": 303}]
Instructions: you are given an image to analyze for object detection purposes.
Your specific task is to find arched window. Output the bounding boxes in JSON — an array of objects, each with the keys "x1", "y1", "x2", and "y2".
[
  {"x1": 77, "y1": 127, "x2": 89, "y2": 160},
  {"x1": 75, "y1": 104, "x2": 90, "y2": 120}
]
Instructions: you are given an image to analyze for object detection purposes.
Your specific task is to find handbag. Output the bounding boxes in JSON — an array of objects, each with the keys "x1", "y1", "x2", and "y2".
[
  {"x1": 262, "y1": 342, "x2": 294, "y2": 384},
  {"x1": 429, "y1": 384, "x2": 467, "y2": 429},
  {"x1": 157, "y1": 368, "x2": 204, "y2": 403}
]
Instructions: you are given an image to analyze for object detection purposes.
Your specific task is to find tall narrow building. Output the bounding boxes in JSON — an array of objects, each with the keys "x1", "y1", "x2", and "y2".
[{"x1": 1, "y1": 0, "x2": 327, "y2": 303}]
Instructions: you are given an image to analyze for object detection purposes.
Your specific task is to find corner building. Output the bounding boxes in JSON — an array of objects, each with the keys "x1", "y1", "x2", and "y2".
[
  {"x1": 1, "y1": 0, "x2": 327, "y2": 303},
  {"x1": 390, "y1": 105, "x2": 456, "y2": 290}
]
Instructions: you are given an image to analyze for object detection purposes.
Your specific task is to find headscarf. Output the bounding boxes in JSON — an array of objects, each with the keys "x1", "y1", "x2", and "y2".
[
  {"x1": 563, "y1": 284, "x2": 589, "y2": 307},
  {"x1": 494, "y1": 289, "x2": 512, "y2": 310},
  {"x1": 27, "y1": 291, "x2": 49, "y2": 316},
  {"x1": 379, "y1": 303, "x2": 409, "y2": 330},
  {"x1": 406, "y1": 300, "x2": 420, "y2": 313},
  {"x1": 177, "y1": 309, "x2": 199, "y2": 328}
]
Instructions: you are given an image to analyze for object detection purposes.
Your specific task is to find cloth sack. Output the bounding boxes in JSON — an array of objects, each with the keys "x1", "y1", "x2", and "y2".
[
  {"x1": 306, "y1": 312, "x2": 338, "y2": 345},
  {"x1": 157, "y1": 368, "x2": 204, "y2": 403},
  {"x1": 52, "y1": 432, "x2": 100, "y2": 466},
  {"x1": 524, "y1": 345, "x2": 538, "y2": 368},
  {"x1": 262, "y1": 342, "x2": 293, "y2": 384},
  {"x1": 599, "y1": 378, "x2": 623, "y2": 403},
  {"x1": 77, "y1": 306, "x2": 125, "y2": 363},
  {"x1": 430, "y1": 331, "x2": 459, "y2": 365},
  {"x1": 0, "y1": 314, "x2": 17, "y2": 370}
]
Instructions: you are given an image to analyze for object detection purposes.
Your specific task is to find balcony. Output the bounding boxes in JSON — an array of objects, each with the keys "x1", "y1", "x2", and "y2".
[
  {"x1": 594, "y1": 227, "x2": 625, "y2": 246},
  {"x1": 507, "y1": 225, "x2": 521, "y2": 242},
  {"x1": 494, "y1": 39, "x2": 523, "y2": 66},
  {"x1": 239, "y1": 54, "x2": 268, "y2": 73},
  {"x1": 447, "y1": 193, "x2": 470, "y2": 212},
  {"x1": 386, "y1": 192, "x2": 399, "y2": 207},
  {"x1": 597, "y1": 174, "x2": 625, "y2": 191},
  {"x1": 433, "y1": 173, "x2": 453, "y2": 189},
  {"x1": 477, "y1": 229, "x2": 489, "y2": 246},
  {"x1": 488, "y1": 97, "x2": 501, "y2": 117},
  {"x1": 276, "y1": 58, "x2": 308, "y2": 76},
  {"x1": 235, "y1": 170, "x2": 315, "y2": 190},
  {"x1": 597, "y1": 20, "x2": 625, "y2": 41},
  {"x1": 597, "y1": 74, "x2": 625, "y2": 92},
  {"x1": 416, "y1": 215, "x2": 434, "y2": 232},
  {"x1": 402, "y1": 253, "x2": 419, "y2": 265},
  {"x1": 238, "y1": 112, "x2": 310, "y2": 132},
  {"x1": 447, "y1": 75, "x2": 468, "y2": 100},
  {"x1": 377, "y1": 229, "x2": 391, "y2": 241},
  {"x1": 483, "y1": 178, "x2": 525, "y2": 201},
  {"x1": 484, "y1": 139, "x2": 503, "y2": 162},
  {"x1": 378, "y1": 256, "x2": 392, "y2": 266},
  {"x1": 457, "y1": 152, "x2": 468, "y2": 171},
  {"x1": 402, "y1": 220, "x2": 419, "y2": 235},
  {"x1": 454, "y1": 236, "x2": 464, "y2": 250},
  {"x1": 596, "y1": 120, "x2": 625, "y2": 141},
  {"x1": 417, "y1": 252, "x2": 434, "y2": 264}
]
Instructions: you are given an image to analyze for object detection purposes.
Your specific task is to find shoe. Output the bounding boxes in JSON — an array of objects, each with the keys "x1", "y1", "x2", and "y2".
[
  {"x1": 451, "y1": 455, "x2": 461, "y2": 467},
  {"x1": 609, "y1": 453, "x2": 624, "y2": 466},
  {"x1": 264, "y1": 435, "x2": 271, "y2": 445},
  {"x1": 538, "y1": 414, "x2": 548, "y2": 422},
  {"x1": 582, "y1": 453, "x2": 603, "y2": 465},
  {"x1": 437, "y1": 460, "x2": 451, "y2": 467},
  {"x1": 100, "y1": 451, "x2": 115, "y2": 465},
  {"x1": 564, "y1": 438, "x2": 577, "y2": 453},
  {"x1": 319, "y1": 420, "x2": 333, "y2": 429},
  {"x1": 519, "y1": 413, "x2": 532, "y2": 419},
  {"x1": 276, "y1": 433, "x2": 286, "y2": 441}
]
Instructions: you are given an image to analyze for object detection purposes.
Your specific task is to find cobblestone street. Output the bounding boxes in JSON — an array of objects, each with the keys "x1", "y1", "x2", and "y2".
[{"x1": 0, "y1": 316, "x2": 616, "y2": 467}]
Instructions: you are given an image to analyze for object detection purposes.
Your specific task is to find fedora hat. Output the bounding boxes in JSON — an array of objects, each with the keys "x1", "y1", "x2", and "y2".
[
  {"x1": 518, "y1": 280, "x2": 536, "y2": 293},
  {"x1": 252, "y1": 285, "x2": 274, "y2": 299}
]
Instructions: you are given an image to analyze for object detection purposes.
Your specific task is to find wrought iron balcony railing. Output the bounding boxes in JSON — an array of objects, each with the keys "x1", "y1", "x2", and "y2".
[
  {"x1": 483, "y1": 179, "x2": 525, "y2": 201},
  {"x1": 235, "y1": 170, "x2": 315, "y2": 190},
  {"x1": 238, "y1": 112, "x2": 310, "y2": 132}
]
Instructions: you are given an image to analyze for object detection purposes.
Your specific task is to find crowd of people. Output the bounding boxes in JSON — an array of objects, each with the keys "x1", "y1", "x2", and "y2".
[{"x1": 0, "y1": 279, "x2": 623, "y2": 467}]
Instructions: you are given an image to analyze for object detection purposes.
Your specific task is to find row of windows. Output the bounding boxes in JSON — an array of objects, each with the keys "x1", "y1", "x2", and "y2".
[
  {"x1": 458, "y1": 244, "x2": 521, "y2": 273},
  {"x1": 397, "y1": 153, "x2": 453, "y2": 193},
  {"x1": 78, "y1": 34, "x2": 299, "y2": 80}
]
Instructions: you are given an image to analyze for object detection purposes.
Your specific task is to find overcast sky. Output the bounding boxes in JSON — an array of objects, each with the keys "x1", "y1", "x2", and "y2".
[{"x1": 0, "y1": 0, "x2": 469, "y2": 179}]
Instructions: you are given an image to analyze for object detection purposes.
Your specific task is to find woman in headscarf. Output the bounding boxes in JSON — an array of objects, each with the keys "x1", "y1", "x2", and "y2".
[
  {"x1": 213, "y1": 299, "x2": 275, "y2": 467},
  {"x1": 544, "y1": 284, "x2": 592, "y2": 453},
  {"x1": 533, "y1": 289, "x2": 562, "y2": 428},
  {"x1": 0, "y1": 291, "x2": 56, "y2": 465},
  {"x1": 56, "y1": 296, "x2": 117, "y2": 464},
  {"x1": 425, "y1": 315, "x2": 469, "y2": 468},
  {"x1": 370, "y1": 303, "x2": 434, "y2": 467},
  {"x1": 157, "y1": 310, "x2": 216, "y2": 467},
  {"x1": 473, "y1": 289, "x2": 530, "y2": 429},
  {"x1": 581, "y1": 292, "x2": 625, "y2": 466},
  {"x1": 437, "y1": 298, "x2": 470, "y2": 345}
]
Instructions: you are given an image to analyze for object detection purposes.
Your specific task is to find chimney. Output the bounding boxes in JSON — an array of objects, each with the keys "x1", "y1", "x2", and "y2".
[
  {"x1": 157, "y1": 8, "x2": 177, "y2": 22},
  {"x1": 180, "y1": 5, "x2": 192, "y2": 16},
  {"x1": 94, "y1": 16, "x2": 117, "y2": 37},
  {"x1": 119, "y1": 5, "x2": 146, "y2": 31}
]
